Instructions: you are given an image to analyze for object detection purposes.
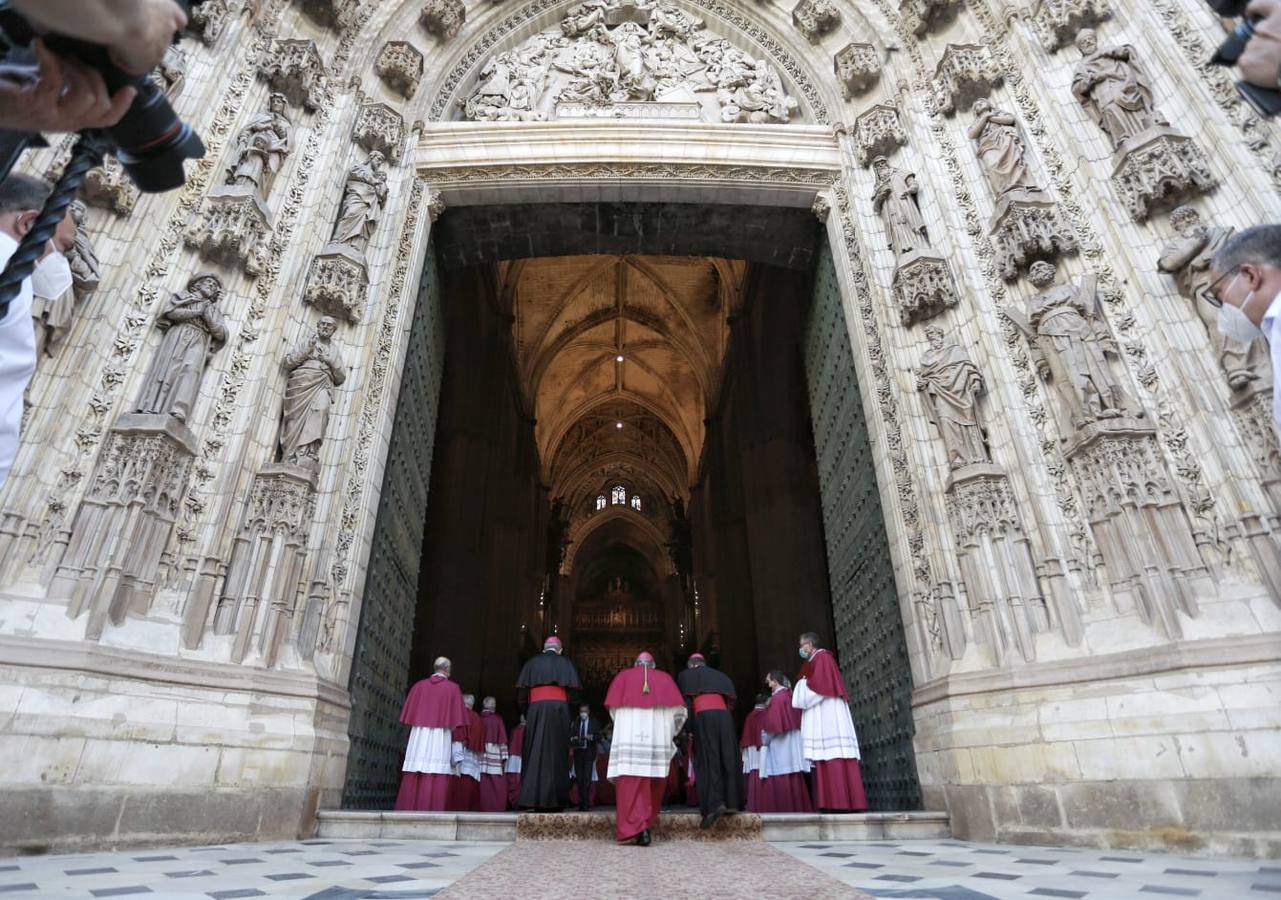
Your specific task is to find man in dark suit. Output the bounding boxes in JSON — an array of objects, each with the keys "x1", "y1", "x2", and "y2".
[{"x1": 570, "y1": 703, "x2": 601, "y2": 810}]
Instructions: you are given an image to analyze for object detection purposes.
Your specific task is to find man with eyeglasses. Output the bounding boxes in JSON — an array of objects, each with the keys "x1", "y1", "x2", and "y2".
[{"x1": 1207, "y1": 224, "x2": 1281, "y2": 431}]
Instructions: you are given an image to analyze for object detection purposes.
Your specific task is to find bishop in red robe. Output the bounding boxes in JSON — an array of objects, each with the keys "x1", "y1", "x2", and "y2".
[
  {"x1": 447, "y1": 693, "x2": 485, "y2": 811},
  {"x1": 395, "y1": 657, "x2": 468, "y2": 811},
  {"x1": 740, "y1": 695, "x2": 769, "y2": 813},
  {"x1": 759, "y1": 671, "x2": 814, "y2": 813},
  {"x1": 793, "y1": 632, "x2": 868, "y2": 812},
  {"x1": 478, "y1": 696, "x2": 509, "y2": 812},
  {"x1": 606, "y1": 651, "x2": 686, "y2": 846}
]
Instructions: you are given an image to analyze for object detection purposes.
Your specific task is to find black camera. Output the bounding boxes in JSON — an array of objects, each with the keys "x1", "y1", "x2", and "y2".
[
  {"x1": 0, "y1": 0, "x2": 206, "y2": 190},
  {"x1": 1207, "y1": 0, "x2": 1281, "y2": 117}
]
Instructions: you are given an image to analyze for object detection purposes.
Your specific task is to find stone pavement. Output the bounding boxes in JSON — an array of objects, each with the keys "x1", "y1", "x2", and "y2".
[
  {"x1": 780, "y1": 838, "x2": 1281, "y2": 899},
  {"x1": 0, "y1": 836, "x2": 1278, "y2": 898}
]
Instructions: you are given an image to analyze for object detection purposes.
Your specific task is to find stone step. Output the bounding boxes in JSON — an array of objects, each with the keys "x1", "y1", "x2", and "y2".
[{"x1": 314, "y1": 809, "x2": 950, "y2": 843}]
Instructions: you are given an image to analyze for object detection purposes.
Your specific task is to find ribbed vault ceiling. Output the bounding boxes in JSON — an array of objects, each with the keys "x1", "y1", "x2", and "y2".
[{"x1": 504, "y1": 254, "x2": 746, "y2": 532}]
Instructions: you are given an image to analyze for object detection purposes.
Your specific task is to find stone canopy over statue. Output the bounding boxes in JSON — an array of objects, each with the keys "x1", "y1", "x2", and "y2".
[{"x1": 461, "y1": 0, "x2": 800, "y2": 124}]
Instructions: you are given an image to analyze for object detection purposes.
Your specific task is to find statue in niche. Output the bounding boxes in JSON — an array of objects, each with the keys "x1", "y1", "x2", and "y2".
[
  {"x1": 32, "y1": 200, "x2": 100, "y2": 358},
  {"x1": 1071, "y1": 29, "x2": 1167, "y2": 151},
  {"x1": 225, "y1": 92, "x2": 293, "y2": 198},
  {"x1": 1009, "y1": 261, "x2": 1140, "y2": 432},
  {"x1": 279, "y1": 316, "x2": 347, "y2": 467},
  {"x1": 968, "y1": 98, "x2": 1042, "y2": 197},
  {"x1": 331, "y1": 151, "x2": 388, "y2": 254},
  {"x1": 915, "y1": 325, "x2": 992, "y2": 470},
  {"x1": 871, "y1": 156, "x2": 931, "y2": 258},
  {"x1": 134, "y1": 273, "x2": 228, "y2": 422},
  {"x1": 1157, "y1": 205, "x2": 1262, "y2": 390}
]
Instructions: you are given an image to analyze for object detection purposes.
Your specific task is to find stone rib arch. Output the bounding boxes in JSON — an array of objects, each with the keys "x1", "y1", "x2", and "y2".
[
  {"x1": 563, "y1": 504, "x2": 674, "y2": 575},
  {"x1": 557, "y1": 449, "x2": 687, "y2": 511},
  {"x1": 545, "y1": 397, "x2": 691, "y2": 488}
]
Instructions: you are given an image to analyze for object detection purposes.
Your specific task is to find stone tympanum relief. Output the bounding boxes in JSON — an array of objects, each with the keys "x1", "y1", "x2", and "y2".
[
  {"x1": 916, "y1": 325, "x2": 991, "y2": 471},
  {"x1": 133, "y1": 274, "x2": 229, "y2": 423},
  {"x1": 1071, "y1": 30, "x2": 1215, "y2": 220},
  {"x1": 32, "y1": 201, "x2": 100, "y2": 360},
  {"x1": 304, "y1": 151, "x2": 389, "y2": 324},
  {"x1": 1158, "y1": 206, "x2": 1267, "y2": 391},
  {"x1": 280, "y1": 316, "x2": 348, "y2": 469},
  {"x1": 49, "y1": 276, "x2": 229, "y2": 640},
  {"x1": 1008, "y1": 262, "x2": 1141, "y2": 435},
  {"x1": 461, "y1": 0, "x2": 800, "y2": 124},
  {"x1": 969, "y1": 99, "x2": 1077, "y2": 280},
  {"x1": 872, "y1": 157, "x2": 959, "y2": 325}
]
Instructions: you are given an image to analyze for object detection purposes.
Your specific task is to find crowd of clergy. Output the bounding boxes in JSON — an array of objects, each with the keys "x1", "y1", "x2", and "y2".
[{"x1": 394, "y1": 631, "x2": 867, "y2": 846}]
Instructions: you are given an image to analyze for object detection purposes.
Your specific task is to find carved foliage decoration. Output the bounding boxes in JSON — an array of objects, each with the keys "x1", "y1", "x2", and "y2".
[
  {"x1": 421, "y1": 0, "x2": 467, "y2": 40},
  {"x1": 352, "y1": 101, "x2": 407, "y2": 162},
  {"x1": 835, "y1": 42, "x2": 880, "y2": 98},
  {"x1": 82, "y1": 157, "x2": 140, "y2": 217},
  {"x1": 1029, "y1": 0, "x2": 1110, "y2": 51},
  {"x1": 852, "y1": 104, "x2": 908, "y2": 166},
  {"x1": 932, "y1": 44, "x2": 1002, "y2": 115},
  {"x1": 376, "y1": 41, "x2": 425, "y2": 99},
  {"x1": 259, "y1": 38, "x2": 327, "y2": 111},
  {"x1": 1231, "y1": 384, "x2": 1281, "y2": 476},
  {"x1": 793, "y1": 0, "x2": 841, "y2": 43}
]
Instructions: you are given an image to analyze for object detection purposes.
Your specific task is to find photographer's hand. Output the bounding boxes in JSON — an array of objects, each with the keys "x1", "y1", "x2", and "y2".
[
  {"x1": 0, "y1": 39, "x2": 135, "y2": 132},
  {"x1": 1241, "y1": 0, "x2": 1281, "y2": 88},
  {"x1": 10, "y1": 0, "x2": 188, "y2": 76}
]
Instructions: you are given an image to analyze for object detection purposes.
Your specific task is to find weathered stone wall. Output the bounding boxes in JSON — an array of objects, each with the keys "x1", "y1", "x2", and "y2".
[{"x1": 0, "y1": 0, "x2": 1275, "y2": 856}]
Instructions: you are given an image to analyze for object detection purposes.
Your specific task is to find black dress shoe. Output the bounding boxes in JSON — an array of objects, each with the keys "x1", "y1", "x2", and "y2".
[
  {"x1": 700, "y1": 805, "x2": 725, "y2": 829},
  {"x1": 638, "y1": 829, "x2": 651, "y2": 846}
]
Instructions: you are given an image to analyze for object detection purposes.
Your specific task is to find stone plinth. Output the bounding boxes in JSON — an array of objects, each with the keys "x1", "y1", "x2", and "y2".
[
  {"x1": 304, "y1": 244, "x2": 369, "y2": 324},
  {"x1": 206, "y1": 464, "x2": 318, "y2": 668},
  {"x1": 48, "y1": 414, "x2": 198, "y2": 640},
  {"x1": 989, "y1": 191, "x2": 1078, "y2": 281},
  {"x1": 184, "y1": 187, "x2": 271, "y2": 277},
  {"x1": 1112, "y1": 127, "x2": 1216, "y2": 222}
]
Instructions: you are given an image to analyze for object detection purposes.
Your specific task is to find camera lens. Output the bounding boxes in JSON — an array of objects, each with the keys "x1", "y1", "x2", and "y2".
[{"x1": 109, "y1": 81, "x2": 205, "y2": 193}]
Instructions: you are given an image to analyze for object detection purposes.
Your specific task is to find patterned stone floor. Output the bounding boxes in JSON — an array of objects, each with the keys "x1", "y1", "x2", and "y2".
[
  {"x1": 780, "y1": 838, "x2": 1281, "y2": 899},
  {"x1": 1, "y1": 836, "x2": 1278, "y2": 898}
]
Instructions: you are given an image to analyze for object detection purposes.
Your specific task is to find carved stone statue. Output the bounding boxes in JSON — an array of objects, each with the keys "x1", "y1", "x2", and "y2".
[
  {"x1": 32, "y1": 201, "x2": 100, "y2": 358},
  {"x1": 226, "y1": 92, "x2": 293, "y2": 198},
  {"x1": 134, "y1": 274, "x2": 228, "y2": 422},
  {"x1": 1010, "y1": 261, "x2": 1140, "y2": 432},
  {"x1": 1071, "y1": 29, "x2": 1166, "y2": 151},
  {"x1": 872, "y1": 156, "x2": 931, "y2": 258},
  {"x1": 968, "y1": 98, "x2": 1042, "y2": 197},
  {"x1": 279, "y1": 316, "x2": 347, "y2": 467},
  {"x1": 151, "y1": 44, "x2": 186, "y2": 98},
  {"x1": 916, "y1": 325, "x2": 992, "y2": 470},
  {"x1": 331, "y1": 151, "x2": 388, "y2": 254},
  {"x1": 1157, "y1": 205, "x2": 1263, "y2": 390}
]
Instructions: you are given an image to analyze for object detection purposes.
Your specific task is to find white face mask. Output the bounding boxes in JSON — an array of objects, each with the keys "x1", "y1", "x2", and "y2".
[{"x1": 31, "y1": 252, "x2": 73, "y2": 300}]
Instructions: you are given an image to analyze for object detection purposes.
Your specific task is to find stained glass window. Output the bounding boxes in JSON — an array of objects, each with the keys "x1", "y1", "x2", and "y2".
[
  {"x1": 611, "y1": 485, "x2": 627, "y2": 505},
  {"x1": 630, "y1": 495, "x2": 642, "y2": 511},
  {"x1": 595, "y1": 495, "x2": 606, "y2": 511}
]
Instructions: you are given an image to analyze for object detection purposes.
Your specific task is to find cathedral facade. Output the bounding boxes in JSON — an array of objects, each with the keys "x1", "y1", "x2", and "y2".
[{"x1": 0, "y1": 0, "x2": 1279, "y2": 859}]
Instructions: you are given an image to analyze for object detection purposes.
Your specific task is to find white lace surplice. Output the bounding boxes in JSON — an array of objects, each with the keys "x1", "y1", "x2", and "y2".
[
  {"x1": 792, "y1": 677, "x2": 861, "y2": 762},
  {"x1": 402, "y1": 726, "x2": 453, "y2": 775}
]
